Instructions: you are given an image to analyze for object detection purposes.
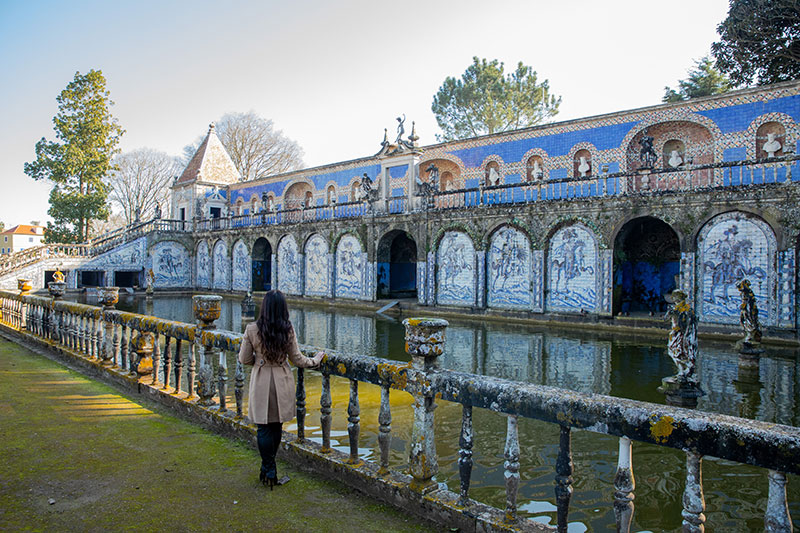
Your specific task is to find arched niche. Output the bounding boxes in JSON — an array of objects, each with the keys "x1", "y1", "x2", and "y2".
[
  {"x1": 196, "y1": 241, "x2": 211, "y2": 288},
  {"x1": 626, "y1": 121, "x2": 713, "y2": 188},
  {"x1": 546, "y1": 224, "x2": 598, "y2": 312},
  {"x1": 436, "y1": 231, "x2": 476, "y2": 307},
  {"x1": 251, "y1": 237, "x2": 272, "y2": 291},
  {"x1": 573, "y1": 149, "x2": 592, "y2": 178},
  {"x1": 335, "y1": 234, "x2": 365, "y2": 300},
  {"x1": 277, "y1": 235, "x2": 301, "y2": 295},
  {"x1": 422, "y1": 159, "x2": 462, "y2": 191},
  {"x1": 526, "y1": 155, "x2": 545, "y2": 182},
  {"x1": 756, "y1": 122, "x2": 786, "y2": 158},
  {"x1": 613, "y1": 217, "x2": 680, "y2": 316},
  {"x1": 663, "y1": 139, "x2": 686, "y2": 169},
  {"x1": 485, "y1": 161, "x2": 502, "y2": 186},
  {"x1": 487, "y1": 225, "x2": 532, "y2": 309},
  {"x1": 284, "y1": 182, "x2": 313, "y2": 210},
  {"x1": 326, "y1": 185, "x2": 337, "y2": 205},
  {"x1": 305, "y1": 234, "x2": 330, "y2": 297},
  {"x1": 212, "y1": 240, "x2": 229, "y2": 290},
  {"x1": 377, "y1": 230, "x2": 417, "y2": 299},
  {"x1": 231, "y1": 240, "x2": 251, "y2": 291}
]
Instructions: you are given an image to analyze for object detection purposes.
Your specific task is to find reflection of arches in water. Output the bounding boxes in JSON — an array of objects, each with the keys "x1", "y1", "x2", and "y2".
[
  {"x1": 613, "y1": 216, "x2": 679, "y2": 316},
  {"x1": 251, "y1": 237, "x2": 272, "y2": 291},
  {"x1": 377, "y1": 230, "x2": 417, "y2": 299}
]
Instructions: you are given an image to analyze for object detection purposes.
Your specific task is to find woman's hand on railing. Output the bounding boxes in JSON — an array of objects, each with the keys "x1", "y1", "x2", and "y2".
[{"x1": 312, "y1": 351, "x2": 325, "y2": 367}]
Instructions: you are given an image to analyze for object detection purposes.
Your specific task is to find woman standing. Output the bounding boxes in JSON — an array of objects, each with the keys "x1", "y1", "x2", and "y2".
[{"x1": 238, "y1": 290, "x2": 324, "y2": 489}]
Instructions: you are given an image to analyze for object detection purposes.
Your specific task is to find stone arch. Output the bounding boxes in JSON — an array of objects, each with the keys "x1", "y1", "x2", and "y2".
[
  {"x1": 376, "y1": 229, "x2": 418, "y2": 299},
  {"x1": 195, "y1": 240, "x2": 211, "y2": 289},
  {"x1": 150, "y1": 240, "x2": 191, "y2": 288},
  {"x1": 282, "y1": 180, "x2": 315, "y2": 210},
  {"x1": 348, "y1": 176, "x2": 362, "y2": 202},
  {"x1": 212, "y1": 239, "x2": 230, "y2": 290},
  {"x1": 620, "y1": 112, "x2": 722, "y2": 169},
  {"x1": 235, "y1": 197, "x2": 244, "y2": 216},
  {"x1": 696, "y1": 211, "x2": 777, "y2": 326},
  {"x1": 487, "y1": 224, "x2": 533, "y2": 310},
  {"x1": 747, "y1": 112, "x2": 796, "y2": 160},
  {"x1": 248, "y1": 194, "x2": 260, "y2": 214},
  {"x1": 277, "y1": 234, "x2": 302, "y2": 295},
  {"x1": 324, "y1": 182, "x2": 338, "y2": 205},
  {"x1": 231, "y1": 239, "x2": 251, "y2": 292},
  {"x1": 251, "y1": 237, "x2": 272, "y2": 291},
  {"x1": 304, "y1": 233, "x2": 331, "y2": 297},
  {"x1": 335, "y1": 233, "x2": 366, "y2": 300},
  {"x1": 568, "y1": 142, "x2": 597, "y2": 179},
  {"x1": 546, "y1": 222, "x2": 599, "y2": 312},
  {"x1": 419, "y1": 157, "x2": 464, "y2": 191},
  {"x1": 612, "y1": 216, "x2": 680, "y2": 316},
  {"x1": 436, "y1": 230, "x2": 477, "y2": 307}
]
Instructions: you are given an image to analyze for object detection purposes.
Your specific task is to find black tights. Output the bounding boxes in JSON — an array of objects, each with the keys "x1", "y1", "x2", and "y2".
[{"x1": 256, "y1": 422, "x2": 282, "y2": 479}]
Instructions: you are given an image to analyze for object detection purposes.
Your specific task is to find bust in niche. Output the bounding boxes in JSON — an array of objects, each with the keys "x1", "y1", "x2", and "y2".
[
  {"x1": 488, "y1": 166, "x2": 501, "y2": 186},
  {"x1": 668, "y1": 150, "x2": 683, "y2": 168},
  {"x1": 531, "y1": 160, "x2": 543, "y2": 180},
  {"x1": 577, "y1": 156, "x2": 590, "y2": 177},
  {"x1": 763, "y1": 133, "x2": 782, "y2": 158}
]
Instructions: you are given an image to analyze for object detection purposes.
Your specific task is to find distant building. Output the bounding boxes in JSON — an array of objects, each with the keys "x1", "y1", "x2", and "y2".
[{"x1": 1, "y1": 224, "x2": 46, "y2": 254}]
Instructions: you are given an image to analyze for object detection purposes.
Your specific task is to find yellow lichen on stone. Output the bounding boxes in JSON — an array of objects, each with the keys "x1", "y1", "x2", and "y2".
[
  {"x1": 650, "y1": 415, "x2": 676, "y2": 443},
  {"x1": 336, "y1": 363, "x2": 346, "y2": 374}
]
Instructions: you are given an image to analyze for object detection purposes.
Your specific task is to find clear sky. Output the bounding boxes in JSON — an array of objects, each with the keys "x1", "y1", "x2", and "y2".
[{"x1": 0, "y1": 0, "x2": 730, "y2": 228}]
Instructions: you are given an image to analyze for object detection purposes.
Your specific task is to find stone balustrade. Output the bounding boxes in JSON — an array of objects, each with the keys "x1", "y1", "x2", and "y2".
[{"x1": 1, "y1": 288, "x2": 797, "y2": 532}]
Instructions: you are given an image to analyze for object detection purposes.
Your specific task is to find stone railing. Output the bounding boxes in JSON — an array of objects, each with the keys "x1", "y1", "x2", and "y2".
[
  {"x1": 1, "y1": 288, "x2": 797, "y2": 532},
  {"x1": 0, "y1": 243, "x2": 93, "y2": 274}
]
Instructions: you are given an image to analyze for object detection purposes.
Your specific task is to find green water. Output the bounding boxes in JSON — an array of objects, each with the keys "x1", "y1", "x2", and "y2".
[{"x1": 78, "y1": 292, "x2": 799, "y2": 531}]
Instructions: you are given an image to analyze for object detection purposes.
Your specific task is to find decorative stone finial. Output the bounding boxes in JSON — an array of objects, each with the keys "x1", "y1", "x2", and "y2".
[
  {"x1": 208, "y1": 122, "x2": 216, "y2": 134},
  {"x1": 408, "y1": 121, "x2": 419, "y2": 145}
]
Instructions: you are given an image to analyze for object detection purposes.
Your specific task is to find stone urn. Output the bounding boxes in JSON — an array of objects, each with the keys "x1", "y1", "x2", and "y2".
[
  {"x1": 193, "y1": 295, "x2": 222, "y2": 329},
  {"x1": 47, "y1": 281, "x2": 66, "y2": 299},
  {"x1": 131, "y1": 331, "x2": 155, "y2": 376},
  {"x1": 17, "y1": 278, "x2": 32, "y2": 294},
  {"x1": 98, "y1": 286, "x2": 119, "y2": 309}
]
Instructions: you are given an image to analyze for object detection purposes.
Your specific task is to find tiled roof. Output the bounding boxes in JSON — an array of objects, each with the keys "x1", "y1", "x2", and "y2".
[
  {"x1": 1, "y1": 224, "x2": 45, "y2": 235},
  {"x1": 175, "y1": 123, "x2": 242, "y2": 185}
]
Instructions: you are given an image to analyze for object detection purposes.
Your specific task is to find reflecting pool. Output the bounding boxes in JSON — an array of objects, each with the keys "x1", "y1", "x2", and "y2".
[{"x1": 75, "y1": 292, "x2": 799, "y2": 531}]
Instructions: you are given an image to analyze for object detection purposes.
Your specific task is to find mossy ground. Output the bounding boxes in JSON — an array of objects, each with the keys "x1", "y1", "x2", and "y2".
[{"x1": 0, "y1": 338, "x2": 437, "y2": 532}]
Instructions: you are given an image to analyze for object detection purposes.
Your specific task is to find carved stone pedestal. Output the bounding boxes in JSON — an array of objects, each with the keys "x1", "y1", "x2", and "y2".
[
  {"x1": 131, "y1": 331, "x2": 154, "y2": 376},
  {"x1": 659, "y1": 375, "x2": 704, "y2": 408}
]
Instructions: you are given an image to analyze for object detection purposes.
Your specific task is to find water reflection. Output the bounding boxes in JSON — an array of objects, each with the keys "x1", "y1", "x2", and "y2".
[{"x1": 73, "y1": 293, "x2": 799, "y2": 531}]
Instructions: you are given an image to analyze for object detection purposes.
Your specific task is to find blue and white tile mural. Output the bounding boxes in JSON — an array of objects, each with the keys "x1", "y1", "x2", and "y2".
[
  {"x1": 196, "y1": 241, "x2": 210, "y2": 288},
  {"x1": 151, "y1": 241, "x2": 190, "y2": 288},
  {"x1": 212, "y1": 241, "x2": 230, "y2": 290},
  {"x1": 436, "y1": 231, "x2": 476, "y2": 307},
  {"x1": 544, "y1": 337, "x2": 611, "y2": 395},
  {"x1": 335, "y1": 234, "x2": 365, "y2": 300},
  {"x1": 697, "y1": 212, "x2": 776, "y2": 325},
  {"x1": 547, "y1": 224, "x2": 597, "y2": 312},
  {"x1": 487, "y1": 226, "x2": 531, "y2": 309},
  {"x1": 231, "y1": 240, "x2": 251, "y2": 291},
  {"x1": 83, "y1": 237, "x2": 146, "y2": 270},
  {"x1": 305, "y1": 234, "x2": 330, "y2": 297},
  {"x1": 485, "y1": 331, "x2": 543, "y2": 382},
  {"x1": 277, "y1": 236, "x2": 302, "y2": 295}
]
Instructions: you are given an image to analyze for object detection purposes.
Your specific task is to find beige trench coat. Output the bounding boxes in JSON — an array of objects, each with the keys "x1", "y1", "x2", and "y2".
[{"x1": 237, "y1": 322, "x2": 319, "y2": 424}]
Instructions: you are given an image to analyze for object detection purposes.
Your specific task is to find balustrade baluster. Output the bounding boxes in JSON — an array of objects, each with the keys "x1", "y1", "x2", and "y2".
[
  {"x1": 173, "y1": 339, "x2": 183, "y2": 393},
  {"x1": 614, "y1": 436, "x2": 635, "y2": 533},
  {"x1": 682, "y1": 451, "x2": 706, "y2": 533},
  {"x1": 68, "y1": 313, "x2": 76, "y2": 349},
  {"x1": 765, "y1": 470, "x2": 792, "y2": 532},
  {"x1": 112, "y1": 322, "x2": 120, "y2": 366},
  {"x1": 347, "y1": 379, "x2": 360, "y2": 464},
  {"x1": 90, "y1": 316, "x2": 98, "y2": 358},
  {"x1": 187, "y1": 339, "x2": 197, "y2": 398},
  {"x1": 320, "y1": 372, "x2": 332, "y2": 453},
  {"x1": 378, "y1": 383, "x2": 391, "y2": 476},
  {"x1": 151, "y1": 332, "x2": 161, "y2": 385},
  {"x1": 128, "y1": 328, "x2": 138, "y2": 376},
  {"x1": 120, "y1": 325, "x2": 128, "y2": 371},
  {"x1": 555, "y1": 424, "x2": 574, "y2": 533},
  {"x1": 458, "y1": 404, "x2": 474, "y2": 505},
  {"x1": 161, "y1": 336, "x2": 172, "y2": 390},
  {"x1": 504, "y1": 415, "x2": 520, "y2": 522},
  {"x1": 234, "y1": 360, "x2": 244, "y2": 419},
  {"x1": 217, "y1": 351, "x2": 227, "y2": 412},
  {"x1": 76, "y1": 315, "x2": 84, "y2": 353},
  {"x1": 296, "y1": 368, "x2": 306, "y2": 439}
]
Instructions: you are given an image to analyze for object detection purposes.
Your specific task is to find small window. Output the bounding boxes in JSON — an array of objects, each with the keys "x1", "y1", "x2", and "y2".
[{"x1": 29, "y1": 237, "x2": 34, "y2": 242}]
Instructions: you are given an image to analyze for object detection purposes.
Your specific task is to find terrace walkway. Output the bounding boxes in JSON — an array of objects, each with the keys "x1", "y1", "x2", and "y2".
[{"x1": 0, "y1": 338, "x2": 435, "y2": 532}]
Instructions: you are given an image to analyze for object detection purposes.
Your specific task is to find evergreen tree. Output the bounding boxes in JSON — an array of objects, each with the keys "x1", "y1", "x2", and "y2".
[
  {"x1": 24, "y1": 70, "x2": 124, "y2": 243},
  {"x1": 432, "y1": 57, "x2": 560, "y2": 142},
  {"x1": 663, "y1": 57, "x2": 734, "y2": 102}
]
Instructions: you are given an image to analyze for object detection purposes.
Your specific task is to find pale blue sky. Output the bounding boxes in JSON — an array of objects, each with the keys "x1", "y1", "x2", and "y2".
[{"x1": 0, "y1": 0, "x2": 729, "y2": 227}]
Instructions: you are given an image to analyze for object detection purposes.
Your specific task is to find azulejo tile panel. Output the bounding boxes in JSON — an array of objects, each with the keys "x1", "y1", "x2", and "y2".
[
  {"x1": 212, "y1": 240, "x2": 230, "y2": 290},
  {"x1": 277, "y1": 236, "x2": 302, "y2": 295},
  {"x1": 487, "y1": 226, "x2": 532, "y2": 310},
  {"x1": 151, "y1": 241, "x2": 190, "y2": 288},
  {"x1": 196, "y1": 241, "x2": 210, "y2": 288},
  {"x1": 436, "y1": 231, "x2": 476, "y2": 307},
  {"x1": 305, "y1": 234, "x2": 330, "y2": 297},
  {"x1": 335, "y1": 234, "x2": 364, "y2": 300},
  {"x1": 696, "y1": 211, "x2": 776, "y2": 325},
  {"x1": 231, "y1": 240, "x2": 251, "y2": 291},
  {"x1": 546, "y1": 224, "x2": 598, "y2": 312}
]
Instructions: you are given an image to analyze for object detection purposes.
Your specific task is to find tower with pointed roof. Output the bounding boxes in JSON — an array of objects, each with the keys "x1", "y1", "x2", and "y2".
[{"x1": 171, "y1": 123, "x2": 242, "y2": 221}]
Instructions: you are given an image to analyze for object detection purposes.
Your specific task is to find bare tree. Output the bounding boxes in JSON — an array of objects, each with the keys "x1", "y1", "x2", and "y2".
[
  {"x1": 181, "y1": 111, "x2": 304, "y2": 180},
  {"x1": 108, "y1": 148, "x2": 181, "y2": 225}
]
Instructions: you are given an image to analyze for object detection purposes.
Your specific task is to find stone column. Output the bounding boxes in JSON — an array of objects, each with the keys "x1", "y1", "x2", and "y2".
[
  {"x1": 99, "y1": 287, "x2": 119, "y2": 366},
  {"x1": 403, "y1": 317, "x2": 448, "y2": 493}
]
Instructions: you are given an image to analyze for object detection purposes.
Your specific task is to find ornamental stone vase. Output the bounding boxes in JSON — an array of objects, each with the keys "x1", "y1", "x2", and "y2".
[
  {"x1": 17, "y1": 279, "x2": 32, "y2": 294},
  {"x1": 193, "y1": 295, "x2": 222, "y2": 329},
  {"x1": 98, "y1": 286, "x2": 119, "y2": 308},
  {"x1": 47, "y1": 281, "x2": 66, "y2": 300},
  {"x1": 131, "y1": 331, "x2": 154, "y2": 376}
]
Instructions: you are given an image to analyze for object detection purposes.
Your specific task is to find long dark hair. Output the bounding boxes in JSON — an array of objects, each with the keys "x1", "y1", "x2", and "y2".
[{"x1": 256, "y1": 290, "x2": 292, "y2": 363}]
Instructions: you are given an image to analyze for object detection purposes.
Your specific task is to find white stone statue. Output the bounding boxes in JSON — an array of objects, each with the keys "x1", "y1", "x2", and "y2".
[
  {"x1": 763, "y1": 132, "x2": 782, "y2": 157},
  {"x1": 668, "y1": 150, "x2": 683, "y2": 168},
  {"x1": 488, "y1": 166, "x2": 501, "y2": 186},
  {"x1": 328, "y1": 189, "x2": 336, "y2": 204},
  {"x1": 531, "y1": 160, "x2": 542, "y2": 180},
  {"x1": 578, "y1": 156, "x2": 590, "y2": 177}
]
